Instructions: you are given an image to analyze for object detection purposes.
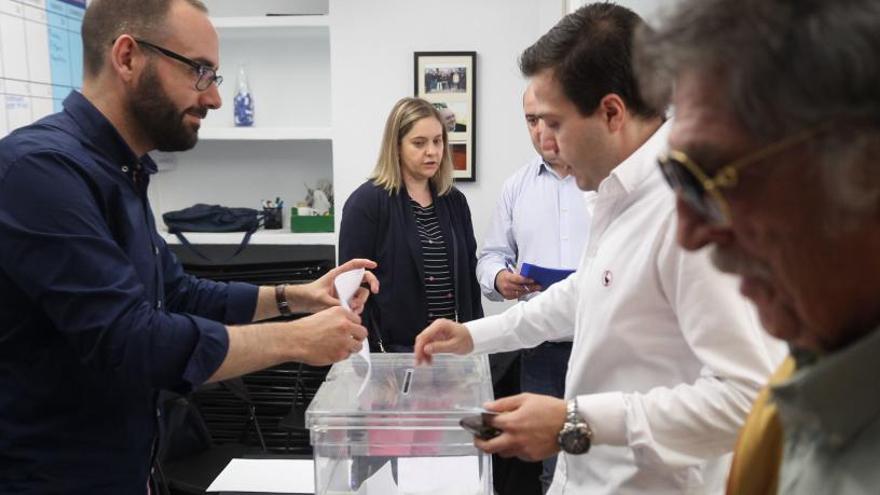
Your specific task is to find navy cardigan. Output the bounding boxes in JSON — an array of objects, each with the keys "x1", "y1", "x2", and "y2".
[{"x1": 339, "y1": 180, "x2": 484, "y2": 351}]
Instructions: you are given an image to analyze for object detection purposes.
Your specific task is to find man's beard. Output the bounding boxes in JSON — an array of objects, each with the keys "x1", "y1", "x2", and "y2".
[{"x1": 128, "y1": 63, "x2": 206, "y2": 152}]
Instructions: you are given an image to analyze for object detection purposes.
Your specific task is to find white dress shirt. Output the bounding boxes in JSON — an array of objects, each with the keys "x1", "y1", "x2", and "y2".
[
  {"x1": 467, "y1": 121, "x2": 786, "y2": 494},
  {"x1": 477, "y1": 156, "x2": 591, "y2": 303}
]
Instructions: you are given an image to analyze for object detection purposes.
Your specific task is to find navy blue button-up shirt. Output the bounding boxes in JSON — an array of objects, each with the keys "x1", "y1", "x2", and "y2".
[{"x1": 0, "y1": 92, "x2": 259, "y2": 493}]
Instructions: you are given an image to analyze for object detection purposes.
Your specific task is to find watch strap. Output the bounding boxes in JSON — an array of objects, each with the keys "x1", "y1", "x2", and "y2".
[
  {"x1": 559, "y1": 398, "x2": 593, "y2": 455},
  {"x1": 275, "y1": 284, "x2": 292, "y2": 317},
  {"x1": 567, "y1": 398, "x2": 579, "y2": 424}
]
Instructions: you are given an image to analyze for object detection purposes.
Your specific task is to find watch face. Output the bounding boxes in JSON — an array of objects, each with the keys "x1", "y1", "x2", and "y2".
[{"x1": 561, "y1": 426, "x2": 592, "y2": 455}]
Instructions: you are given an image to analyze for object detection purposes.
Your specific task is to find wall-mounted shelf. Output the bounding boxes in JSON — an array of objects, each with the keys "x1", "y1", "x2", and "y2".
[
  {"x1": 161, "y1": 231, "x2": 335, "y2": 246},
  {"x1": 198, "y1": 126, "x2": 332, "y2": 141},
  {"x1": 150, "y1": 1, "x2": 334, "y2": 250}
]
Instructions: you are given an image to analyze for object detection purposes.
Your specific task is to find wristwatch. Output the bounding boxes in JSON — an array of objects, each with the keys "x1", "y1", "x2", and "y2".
[
  {"x1": 275, "y1": 284, "x2": 292, "y2": 317},
  {"x1": 557, "y1": 399, "x2": 592, "y2": 455}
]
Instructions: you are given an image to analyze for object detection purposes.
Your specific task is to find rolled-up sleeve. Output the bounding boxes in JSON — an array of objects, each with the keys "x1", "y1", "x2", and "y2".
[
  {"x1": 176, "y1": 315, "x2": 229, "y2": 389},
  {"x1": 0, "y1": 152, "x2": 239, "y2": 392},
  {"x1": 160, "y1": 242, "x2": 258, "y2": 325}
]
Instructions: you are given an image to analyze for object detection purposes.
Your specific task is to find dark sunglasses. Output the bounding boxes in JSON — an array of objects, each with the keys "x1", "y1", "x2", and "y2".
[
  {"x1": 133, "y1": 38, "x2": 222, "y2": 91},
  {"x1": 657, "y1": 125, "x2": 827, "y2": 225}
]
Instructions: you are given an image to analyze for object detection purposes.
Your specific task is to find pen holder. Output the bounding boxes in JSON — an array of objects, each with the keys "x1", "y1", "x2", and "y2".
[{"x1": 263, "y1": 206, "x2": 283, "y2": 230}]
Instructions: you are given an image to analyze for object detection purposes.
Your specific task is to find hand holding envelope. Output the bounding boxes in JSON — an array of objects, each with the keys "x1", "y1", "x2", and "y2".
[{"x1": 291, "y1": 258, "x2": 379, "y2": 315}]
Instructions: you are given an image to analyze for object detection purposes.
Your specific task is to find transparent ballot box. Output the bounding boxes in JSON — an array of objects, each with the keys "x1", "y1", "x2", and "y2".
[{"x1": 306, "y1": 353, "x2": 494, "y2": 494}]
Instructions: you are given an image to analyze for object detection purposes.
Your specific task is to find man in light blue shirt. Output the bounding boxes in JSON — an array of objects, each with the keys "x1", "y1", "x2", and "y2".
[{"x1": 476, "y1": 82, "x2": 590, "y2": 493}]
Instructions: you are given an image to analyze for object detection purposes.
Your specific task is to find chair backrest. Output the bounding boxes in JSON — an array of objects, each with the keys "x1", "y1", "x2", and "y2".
[
  {"x1": 153, "y1": 380, "x2": 269, "y2": 495},
  {"x1": 157, "y1": 391, "x2": 214, "y2": 464}
]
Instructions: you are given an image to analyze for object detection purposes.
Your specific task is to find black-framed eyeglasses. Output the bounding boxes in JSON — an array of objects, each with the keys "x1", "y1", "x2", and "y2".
[
  {"x1": 134, "y1": 38, "x2": 222, "y2": 91},
  {"x1": 657, "y1": 125, "x2": 828, "y2": 225}
]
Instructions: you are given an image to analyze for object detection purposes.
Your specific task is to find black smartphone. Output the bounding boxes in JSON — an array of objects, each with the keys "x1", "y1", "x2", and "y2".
[{"x1": 459, "y1": 412, "x2": 502, "y2": 440}]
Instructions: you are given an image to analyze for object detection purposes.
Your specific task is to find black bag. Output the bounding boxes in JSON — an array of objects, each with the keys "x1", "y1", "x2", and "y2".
[
  {"x1": 163, "y1": 204, "x2": 260, "y2": 233},
  {"x1": 163, "y1": 204, "x2": 263, "y2": 262}
]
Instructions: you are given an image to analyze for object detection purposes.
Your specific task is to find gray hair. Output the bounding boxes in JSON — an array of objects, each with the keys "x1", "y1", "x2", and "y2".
[{"x1": 635, "y1": 0, "x2": 880, "y2": 220}]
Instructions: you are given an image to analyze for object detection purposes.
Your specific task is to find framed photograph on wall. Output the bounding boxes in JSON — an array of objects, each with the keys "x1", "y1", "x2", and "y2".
[{"x1": 414, "y1": 51, "x2": 476, "y2": 181}]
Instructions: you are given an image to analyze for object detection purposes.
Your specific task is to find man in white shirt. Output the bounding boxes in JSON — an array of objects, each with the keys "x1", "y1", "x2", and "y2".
[
  {"x1": 477, "y1": 82, "x2": 591, "y2": 493},
  {"x1": 415, "y1": 4, "x2": 785, "y2": 494}
]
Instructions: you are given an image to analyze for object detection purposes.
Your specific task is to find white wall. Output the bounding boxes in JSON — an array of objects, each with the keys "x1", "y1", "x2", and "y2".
[
  {"x1": 567, "y1": 0, "x2": 675, "y2": 23},
  {"x1": 331, "y1": 0, "x2": 565, "y2": 316}
]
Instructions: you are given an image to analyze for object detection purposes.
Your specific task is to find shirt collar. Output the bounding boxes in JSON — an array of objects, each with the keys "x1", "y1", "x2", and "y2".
[
  {"x1": 62, "y1": 91, "x2": 158, "y2": 174},
  {"x1": 534, "y1": 156, "x2": 571, "y2": 182},
  {"x1": 534, "y1": 156, "x2": 552, "y2": 176},
  {"x1": 772, "y1": 326, "x2": 880, "y2": 448},
  {"x1": 600, "y1": 119, "x2": 671, "y2": 195}
]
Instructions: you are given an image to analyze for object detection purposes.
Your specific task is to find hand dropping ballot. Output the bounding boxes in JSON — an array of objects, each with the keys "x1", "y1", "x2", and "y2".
[{"x1": 334, "y1": 267, "x2": 372, "y2": 396}]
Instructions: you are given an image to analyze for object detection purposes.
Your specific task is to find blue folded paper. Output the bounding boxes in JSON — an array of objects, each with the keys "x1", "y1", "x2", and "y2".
[{"x1": 519, "y1": 263, "x2": 575, "y2": 289}]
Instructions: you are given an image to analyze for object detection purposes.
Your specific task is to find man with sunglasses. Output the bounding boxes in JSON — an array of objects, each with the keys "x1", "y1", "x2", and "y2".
[
  {"x1": 415, "y1": 4, "x2": 785, "y2": 494},
  {"x1": 637, "y1": 0, "x2": 880, "y2": 493},
  {"x1": 0, "y1": 0, "x2": 378, "y2": 493}
]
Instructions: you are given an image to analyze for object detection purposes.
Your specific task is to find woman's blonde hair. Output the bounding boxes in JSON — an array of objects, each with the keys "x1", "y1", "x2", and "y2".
[{"x1": 370, "y1": 97, "x2": 454, "y2": 195}]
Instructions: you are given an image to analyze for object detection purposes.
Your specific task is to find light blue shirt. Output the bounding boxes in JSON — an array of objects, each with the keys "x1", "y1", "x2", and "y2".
[
  {"x1": 477, "y1": 156, "x2": 591, "y2": 303},
  {"x1": 774, "y1": 327, "x2": 880, "y2": 494}
]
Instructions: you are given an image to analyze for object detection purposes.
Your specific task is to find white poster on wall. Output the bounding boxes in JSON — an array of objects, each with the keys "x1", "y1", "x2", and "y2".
[{"x1": 0, "y1": 0, "x2": 86, "y2": 137}]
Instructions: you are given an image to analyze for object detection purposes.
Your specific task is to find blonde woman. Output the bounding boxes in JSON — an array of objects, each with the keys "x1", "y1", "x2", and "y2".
[{"x1": 339, "y1": 97, "x2": 483, "y2": 352}]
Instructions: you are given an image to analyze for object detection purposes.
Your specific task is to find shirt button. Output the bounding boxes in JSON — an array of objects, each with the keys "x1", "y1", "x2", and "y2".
[
  {"x1": 156, "y1": 300, "x2": 162, "y2": 310},
  {"x1": 447, "y1": 292, "x2": 453, "y2": 298},
  {"x1": 121, "y1": 165, "x2": 129, "y2": 173},
  {"x1": 429, "y1": 276, "x2": 435, "y2": 281},
  {"x1": 561, "y1": 207, "x2": 568, "y2": 212},
  {"x1": 562, "y1": 236, "x2": 569, "y2": 241}
]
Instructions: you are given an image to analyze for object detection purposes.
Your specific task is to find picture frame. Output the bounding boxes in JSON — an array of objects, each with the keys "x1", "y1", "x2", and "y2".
[{"x1": 414, "y1": 51, "x2": 477, "y2": 182}]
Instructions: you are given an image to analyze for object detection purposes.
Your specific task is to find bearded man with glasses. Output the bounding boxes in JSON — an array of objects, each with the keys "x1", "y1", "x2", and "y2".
[
  {"x1": 637, "y1": 0, "x2": 880, "y2": 493},
  {"x1": 0, "y1": 1, "x2": 378, "y2": 492}
]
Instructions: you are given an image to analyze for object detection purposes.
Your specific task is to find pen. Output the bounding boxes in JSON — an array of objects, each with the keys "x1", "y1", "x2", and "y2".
[
  {"x1": 505, "y1": 258, "x2": 531, "y2": 295},
  {"x1": 504, "y1": 258, "x2": 517, "y2": 273}
]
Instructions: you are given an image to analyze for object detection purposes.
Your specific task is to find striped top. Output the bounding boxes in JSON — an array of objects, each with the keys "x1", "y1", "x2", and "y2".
[{"x1": 410, "y1": 200, "x2": 456, "y2": 323}]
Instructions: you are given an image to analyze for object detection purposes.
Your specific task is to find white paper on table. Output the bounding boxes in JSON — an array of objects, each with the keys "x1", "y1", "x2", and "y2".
[
  {"x1": 354, "y1": 461, "x2": 401, "y2": 495},
  {"x1": 206, "y1": 458, "x2": 314, "y2": 493},
  {"x1": 333, "y1": 267, "x2": 372, "y2": 396},
  {"x1": 397, "y1": 456, "x2": 481, "y2": 494}
]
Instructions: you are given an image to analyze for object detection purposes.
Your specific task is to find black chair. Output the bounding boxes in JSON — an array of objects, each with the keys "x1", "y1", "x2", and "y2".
[
  {"x1": 155, "y1": 379, "x2": 267, "y2": 495},
  {"x1": 153, "y1": 257, "x2": 333, "y2": 493}
]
